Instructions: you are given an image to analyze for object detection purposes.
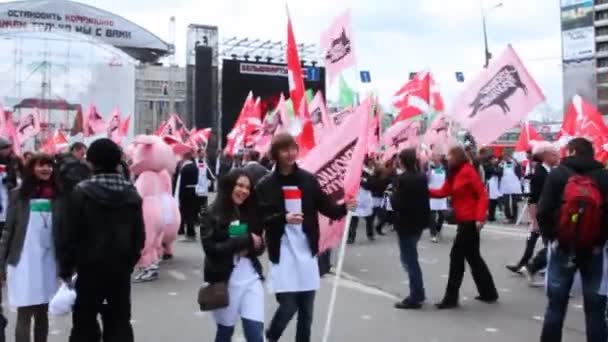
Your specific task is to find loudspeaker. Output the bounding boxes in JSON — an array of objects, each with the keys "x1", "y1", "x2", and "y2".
[{"x1": 195, "y1": 46, "x2": 213, "y2": 129}]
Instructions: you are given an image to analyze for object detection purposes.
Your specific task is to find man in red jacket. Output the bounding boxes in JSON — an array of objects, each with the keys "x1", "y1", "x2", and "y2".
[{"x1": 430, "y1": 146, "x2": 498, "y2": 309}]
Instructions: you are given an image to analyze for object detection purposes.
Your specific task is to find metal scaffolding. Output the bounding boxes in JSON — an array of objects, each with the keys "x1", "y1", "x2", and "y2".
[{"x1": 220, "y1": 36, "x2": 321, "y2": 65}]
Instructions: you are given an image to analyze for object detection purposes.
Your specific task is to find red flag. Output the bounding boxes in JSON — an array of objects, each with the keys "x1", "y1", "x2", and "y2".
[
  {"x1": 120, "y1": 115, "x2": 131, "y2": 137},
  {"x1": 515, "y1": 121, "x2": 543, "y2": 152},
  {"x1": 300, "y1": 97, "x2": 371, "y2": 252},
  {"x1": 559, "y1": 95, "x2": 608, "y2": 163},
  {"x1": 41, "y1": 130, "x2": 68, "y2": 154},
  {"x1": 189, "y1": 128, "x2": 211, "y2": 149},
  {"x1": 224, "y1": 92, "x2": 260, "y2": 155},
  {"x1": 295, "y1": 99, "x2": 316, "y2": 158},
  {"x1": 429, "y1": 74, "x2": 445, "y2": 112},
  {"x1": 287, "y1": 8, "x2": 306, "y2": 118},
  {"x1": 393, "y1": 72, "x2": 430, "y2": 122},
  {"x1": 155, "y1": 120, "x2": 167, "y2": 136}
]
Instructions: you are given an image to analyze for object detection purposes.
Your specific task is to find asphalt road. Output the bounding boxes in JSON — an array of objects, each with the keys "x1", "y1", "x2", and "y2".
[{"x1": 2, "y1": 222, "x2": 588, "y2": 341}]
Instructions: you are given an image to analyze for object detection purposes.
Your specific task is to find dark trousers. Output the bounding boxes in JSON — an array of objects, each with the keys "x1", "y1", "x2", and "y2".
[
  {"x1": 443, "y1": 222, "x2": 498, "y2": 302},
  {"x1": 348, "y1": 216, "x2": 374, "y2": 242},
  {"x1": 398, "y1": 232, "x2": 425, "y2": 303},
  {"x1": 429, "y1": 211, "x2": 444, "y2": 237},
  {"x1": 375, "y1": 210, "x2": 393, "y2": 232},
  {"x1": 502, "y1": 194, "x2": 519, "y2": 222},
  {"x1": 318, "y1": 251, "x2": 332, "y2": 277},
  {"x1": 69, "y1": 269, "x2": 134, "y2": 342},
  {"x1": 515, "y1": 231, "x2": 541, "y2": 268},
  {"x1": 541, "y1": 247, "x2": 606, "y2": 342},
  {"x1": 267, "y1": 291, "x2": 315, "y2": 342},
  {"x1": 488, "y1": 200, "x2": 499, "y2": 222},
  {"x1": 528, "y1": 245, "x2": 548, "y2": 274},
  {"x1": 178, "y1": 192, "x2": 198, "y2": 237}
]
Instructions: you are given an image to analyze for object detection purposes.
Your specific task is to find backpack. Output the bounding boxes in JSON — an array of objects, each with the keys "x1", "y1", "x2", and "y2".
[{"x1": 557, "y1": 169, "x2": 604, "y2": 250}]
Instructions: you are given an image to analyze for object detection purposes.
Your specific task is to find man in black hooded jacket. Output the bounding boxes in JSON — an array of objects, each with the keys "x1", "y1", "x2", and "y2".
[
  {"x1": 537, "y1": 138, "x2": 608, "y2": 342},
  {"x1": 56, "y1": 139, "x2": 145, "y2": 342}
]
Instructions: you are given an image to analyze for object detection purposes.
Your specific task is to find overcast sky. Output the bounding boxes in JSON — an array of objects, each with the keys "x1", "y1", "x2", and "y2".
[{"x1": 13, "y1": 0, "x2": 566, "y2": 115}]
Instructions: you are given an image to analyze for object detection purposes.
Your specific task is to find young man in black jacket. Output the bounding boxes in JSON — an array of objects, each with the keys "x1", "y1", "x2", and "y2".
[
  {"x1": 175, "y1": 150, "x2": 200, "y2": 241},
  {"x1": 257, "y1": 133, "x2": 355, "y2": 342},
  {"x1": 537, "y1": 138, "x2": 608, "y2": 342},
  {"x1": 56, "y1": 139, "x2": 145, "y2": 342},
  {"x1": 391, "y1": 149, "x2": 430, "y2": 309}
]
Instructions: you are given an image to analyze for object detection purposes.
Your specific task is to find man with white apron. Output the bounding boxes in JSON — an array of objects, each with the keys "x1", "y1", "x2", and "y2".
[
  {"x1": 484, "y1": 156, "x2": 503, "y2": 222},
  {"x1": 499, "y1": 153, "x2": 523, "y2": 224},
  {"x1": 427, "y1": 158, "x2": 447, "y2": 243},
  {"x1": 195, "y1": 155, "x2": 210, "y2": 212}
]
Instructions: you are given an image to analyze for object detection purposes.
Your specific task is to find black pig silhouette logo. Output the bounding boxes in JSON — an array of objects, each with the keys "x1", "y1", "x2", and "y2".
[
  {"x1": 468, "y1": 65, "x2": 527, "y2": 118},
  {"x1": 325, "y1": 29, "x2": 352, "y2": 64}
]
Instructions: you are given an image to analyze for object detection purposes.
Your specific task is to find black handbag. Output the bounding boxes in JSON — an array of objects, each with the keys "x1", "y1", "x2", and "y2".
[{"x1": 197, "y1": 282, "x2": 229, "y2": 311}]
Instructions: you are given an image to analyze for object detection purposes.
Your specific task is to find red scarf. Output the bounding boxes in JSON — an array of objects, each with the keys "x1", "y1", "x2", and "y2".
[{"x1": 36, "y1": 182, "x2": 55, "y2": 199}]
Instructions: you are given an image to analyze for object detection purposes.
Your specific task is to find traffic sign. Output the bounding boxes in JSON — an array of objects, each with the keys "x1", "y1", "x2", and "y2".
[{"x1": 360, "y1": 70, "x2": 372, "y2": 83}]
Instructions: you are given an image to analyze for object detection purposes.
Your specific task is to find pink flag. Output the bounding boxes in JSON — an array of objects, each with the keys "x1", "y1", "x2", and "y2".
[
  {"x1": 108, "y1": 107, "x2": 122, "y2": 142},
  {"x1": 3, "y1": 112, "x2": 20, "y2": 156},
  {"x1": 330, "y1": 108, "x2": 354, "y2": 127},
  {"x1": 382, "y1": 119, "x2": 423, "y2": 161},
  {"x1": 368, "y1": 112, "x2": 380, "y2": 153},
  {"x1": 301, "y1": 98, "x2": 371, "y2": 252},
  {"x1": 189, "y1": 128, "x2": 211, "y2": 149},
  {"x1": 83, "y1": 104, "x2": 107, "y2": 137},
  {"x1": 423, "y1": 114, "x2": 454, "y2": 155},
  {"x1": 16, "y1": 110, "x2": 41, "y2": 142},
  {"x1": 449, "y1": 45, "x2": 545, "y2": 145},
  {"x1": 309, "y1": 91, "x2": 335, "y2": 145},
  {"x1": 320, "y1": 10, "x2": 356, "y2": 85}
]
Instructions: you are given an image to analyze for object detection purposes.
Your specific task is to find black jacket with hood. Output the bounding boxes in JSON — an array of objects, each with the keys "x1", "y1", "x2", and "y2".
[
  {"x1": 55, "y1": 174, "x2": 145, "y2": 279},
  {"x1": 537, "y1": 156, "x2": 608, "y2": 243}
]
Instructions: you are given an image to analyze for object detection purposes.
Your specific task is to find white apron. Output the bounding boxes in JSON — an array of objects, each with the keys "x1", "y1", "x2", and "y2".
[
  {"x1": 428, "y1": 166, "x2": 448, "y2": 211},
  {"x1": 487, "y1": 176, "x2": 502, "y2": 200},
  {"x1": 353, "y1": 189, "x2": 373, "y2": 217},
  {"x1": 212, "y1": 257, "x2": 264, "y2": 326},
  {"x1": 500, "y1": 162, "x2": 522, "y2": 195},
  {"x1": 8, "y1": 199, "x2": 58, "y2": 307},
  {"x1": 268, "y1": 186, "x2": 320, "y2": 293},
  {"x1": 195, "y1": 161, "x2": 209, "y2": 197}
]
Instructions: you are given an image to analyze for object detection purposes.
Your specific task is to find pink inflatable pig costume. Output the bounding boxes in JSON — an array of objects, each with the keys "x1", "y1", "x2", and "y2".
[{"x1": 130, "y1": 135, "x2": 181, "y2": 282}]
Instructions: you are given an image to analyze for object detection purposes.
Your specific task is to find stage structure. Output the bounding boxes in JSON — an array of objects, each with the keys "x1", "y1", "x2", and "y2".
[{"x1": 216, "y1": 36, "x2": 324, "y2": 145}]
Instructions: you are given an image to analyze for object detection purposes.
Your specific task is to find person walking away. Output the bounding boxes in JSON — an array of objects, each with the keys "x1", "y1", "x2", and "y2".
[
  {"x1": 368, "y1": 159, "x2": 388, "y2": 236},
  {"x1": 537, "y1": 138, "x2": 608, "y2": 342},
  {"x1": 483, "y1": 155, "x2": 503, "y2": 222},
  {"x1": 200, "y1": 170, "x2": 265, "y2": 342},
  {"x1": 175, "y1": 149, "x2": 199, "y2": 241},
  {"x1": 375, "y1": 161, "x2": 397, "y2": 234},
  {"x1": 499, "y1": 152, "x2": 523, "y2": 224},
  {"x1": 0, "y1": 153, "x2": 61, "y2": 342},
  {"x1": 348, "y1": 160, "x2": 375, "y2": 244},
  {"x1": 243, "y1": 150, "x2": 269, "y2": 187},
  {"x1": 257, "y1": 133, "x2": 355, "y2": 342},
  {"x1": 56, "y1": 139, "x2": 145, "y2": 342},
  {"x1": 427, "y1": 153, "x2": 447, "y2": 243},
  {"x1": 506, "y1": 142, "x2": 559, "y2": 281},
  {"x1": 430, "y1": 146, "x2": 499, "y2": 309},
  {"x1": 391, "y1": 149, "x2": 430, "y2": 309}
]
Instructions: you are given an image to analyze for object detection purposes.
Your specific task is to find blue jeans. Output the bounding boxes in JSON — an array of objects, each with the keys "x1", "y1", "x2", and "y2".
[
  {"x1": 398, "y1": 232, "x2": 425, "y2": 303},
  {"x1": 541, "y1": 246, "x2": 607, "y2": 342},
  {"x1": 266, "y1": 291, "x2": 315, "y2": 342},
  {"x1": 216, "y1": 318, "x2": 264, "y2": 342}
]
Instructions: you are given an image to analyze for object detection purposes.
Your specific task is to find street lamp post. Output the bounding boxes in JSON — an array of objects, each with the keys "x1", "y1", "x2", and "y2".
[{"x1": 481, "y1": 2, "x2": 503, "y2": 68}]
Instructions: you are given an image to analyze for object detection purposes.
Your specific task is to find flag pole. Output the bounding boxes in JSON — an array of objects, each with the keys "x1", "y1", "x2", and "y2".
[{"x1": 321, "y1": 211, "x2": 353, "y2": 342}]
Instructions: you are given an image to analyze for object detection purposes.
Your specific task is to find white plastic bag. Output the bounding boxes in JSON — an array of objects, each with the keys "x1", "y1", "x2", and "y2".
[{"x1": 49, "y1": 280, "x2": 76, "y2": 316}]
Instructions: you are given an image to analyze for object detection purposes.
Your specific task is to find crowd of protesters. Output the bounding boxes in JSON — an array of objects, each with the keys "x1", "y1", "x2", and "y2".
[{"x1": 0, "y1": 132, "x2": 603, "y2": 342}]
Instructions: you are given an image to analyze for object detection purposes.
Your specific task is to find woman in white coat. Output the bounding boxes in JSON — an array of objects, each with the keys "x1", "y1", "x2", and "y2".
[
  {"x1": 0, "y1": 154, "x2": 60, "y2": 342},
  {"x1": 200, "y1": 169, "x2": 265, "y2": 342}
]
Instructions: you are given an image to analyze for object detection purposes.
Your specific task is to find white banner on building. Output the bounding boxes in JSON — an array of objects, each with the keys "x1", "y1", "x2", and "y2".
[{"x1": 562, "y1": 26, "x2": 595, "y2": 61}]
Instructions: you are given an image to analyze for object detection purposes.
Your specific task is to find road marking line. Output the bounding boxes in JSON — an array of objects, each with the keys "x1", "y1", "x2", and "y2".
[{"x1": 485, "y1": 328, "x2": 499, "y2": 333}]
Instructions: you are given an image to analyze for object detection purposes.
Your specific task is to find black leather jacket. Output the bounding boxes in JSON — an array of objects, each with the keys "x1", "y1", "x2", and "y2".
[{"x1": 200, "y1": 210, "x2": 265, "y2": 283}]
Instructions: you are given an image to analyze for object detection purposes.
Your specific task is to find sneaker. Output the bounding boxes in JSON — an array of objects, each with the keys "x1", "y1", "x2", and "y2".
[
  {"x1": 520, "y1": 266, "x2": 542, "y2": 287},
  {"x1": 475, "y1": 295, "x2": 499, "y2": 303},
  {"x1": 505, "y1": 264, "x2": 523, "y2": 275},
  {"x1": 431, "y1": 236, "x2": 439, "y2": 244},
  {"x1": 180, "y1": 236, "x2": 197, "y2": 243},
  {"x1": 134, "y1": 269, "x2": 159, "y2": 283},
  {"x1": 162, "y1": 254, "x2": 173, "y2": 261}
]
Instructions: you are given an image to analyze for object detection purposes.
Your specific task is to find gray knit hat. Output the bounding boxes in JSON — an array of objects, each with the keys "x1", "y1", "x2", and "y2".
[{"x1": 0, "y1": 137, "x2": 12, "y2": 150}]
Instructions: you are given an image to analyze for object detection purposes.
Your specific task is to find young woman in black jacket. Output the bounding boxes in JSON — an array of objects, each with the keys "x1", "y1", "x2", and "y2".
[{"x1": 200, "y1": 169, "x2": 265, "y2": 342}]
